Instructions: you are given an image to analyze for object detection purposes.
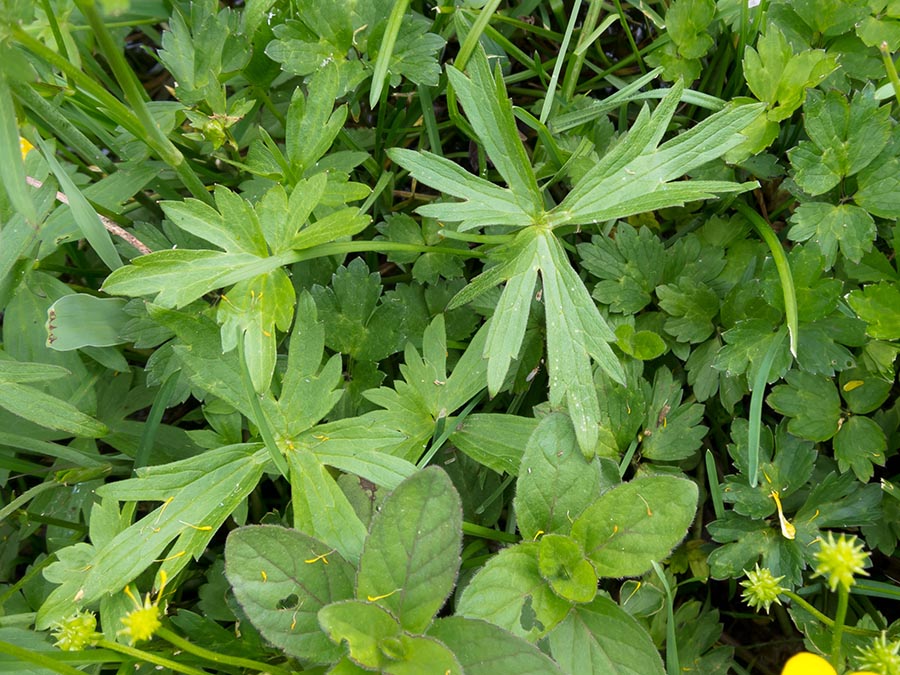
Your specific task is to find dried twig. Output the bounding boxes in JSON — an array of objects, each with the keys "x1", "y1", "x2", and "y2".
[{"x1": 26, "y1": 176, "x2": 153, "y2": 256}]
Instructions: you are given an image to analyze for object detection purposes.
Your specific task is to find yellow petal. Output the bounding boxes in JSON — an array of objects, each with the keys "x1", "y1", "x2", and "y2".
[
  {"x1": 781, "y1": 653, "x2": 836, "y2": 675},
  {"x1": 19, "y1": 136, "x2": 34, "y2": 160},
  {"x1": 771, "y1": 490, "x2": 796, "y2": 540}
]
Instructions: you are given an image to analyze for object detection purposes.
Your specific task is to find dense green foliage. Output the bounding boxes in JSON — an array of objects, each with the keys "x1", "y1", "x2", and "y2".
[{"x1": 1, "y1": 1, "x2": 899, "y2": 673}]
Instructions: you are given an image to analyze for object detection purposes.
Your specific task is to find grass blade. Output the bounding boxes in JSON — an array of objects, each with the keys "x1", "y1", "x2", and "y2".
[
  {"x1": 747, "y1": 327, "x2": 787, "y2": 487},
  {"x1": 736, "y1": 202, "x2": 799, "y2": 358},
  {"x1": 369, "y1": 0, "x2": 411, "y2": 108}
]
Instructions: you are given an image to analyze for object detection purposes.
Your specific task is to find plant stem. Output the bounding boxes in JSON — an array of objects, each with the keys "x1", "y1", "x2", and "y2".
[
  {"x1": 73, "y1": 1, "x2": 212, "y2": 204},
  {"x1": 831, "y1": 585, "x2": 849, "y2": 671},
  {"x1": 95, "y1": 639, "x2": 208, "y2": 675},
  {"x1": 782, "y1": 590, "x2": 878, "y2": 638},
  {"x1": 156, "y1": 626, "x2": 293, "y2": 675},
  {"x1": 880, "y1": 42, "x2": 900, "y2": 108},
  {"x1": 0, "y1": 639, "x2": 86, "y2": 675}
]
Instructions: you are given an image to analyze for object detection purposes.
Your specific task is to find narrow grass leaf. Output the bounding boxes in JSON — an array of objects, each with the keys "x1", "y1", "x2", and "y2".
[
  {"x1": 747, "y1": 327, "x2": 787, "y2": 487},
  {"x1": 34, "y1": 136, "x2": 122, "y2": 270},
  {"x1": 0, "y1": 77, "x2": 36, "y2": 223},
  {"x1": 0, "y1": 383, "x2": 107, "y2": 437},
  {"x1": 369, "y1": 0, "x2": 411, "y2": 108}
]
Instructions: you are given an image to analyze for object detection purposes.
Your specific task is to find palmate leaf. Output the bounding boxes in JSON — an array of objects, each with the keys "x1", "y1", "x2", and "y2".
[
  {"x1": 390, "y1": 47, "x2": 763, "y2": 455},
  {"x1": 36, "y1": 444, "x2": 268, "y2": 628},
  {"x1": 549, "y1": 82, "x2": 763, "y2": 226}
]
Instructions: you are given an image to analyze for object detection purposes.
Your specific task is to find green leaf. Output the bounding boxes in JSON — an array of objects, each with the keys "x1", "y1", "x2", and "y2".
[
  {"x1": 224, "y1": 525, "x2": 355, "y2": 663},
  {"x1": 645, "y1": 42, "x2": 702, "y2": 84},
  {"x1": 446, "y1": 47, "x2": 543, "y2": 216},
  {"x1": 356, "y1": 467, "x2": 462, "y2": 632},
  {"x1": 839, "y1": 367, "x2": 893, "y2": 414},
  {"x1": 318, "y1": 600, "x2": 403, "y2": 670},
  {"x1": 514, "y1": 414, "x2": 609, "y2": 540},
  {"x1": 484, "y1": 244, "x2": 539, "y2": 395},
  {"x1": 596, "y1": 362, "x2": 651, "y2": 452},
  {"x1": 857, "y1": 14, "x2": 900, "y2": 51},
  {"x1": 547, "y1": 595, "x2": 665, "y2": 675},
  {"x1": 789, "y1": 86, "x2": 890, "y2": 197},
  {"x1": 788, "y1": 202, "x2": 876, "y2": 267},
  {"x1": 580, "y1": 227, "x2": 665, "y2": 315},
  {"x1": 833, "y1": 415, "x2": 887, "y2": 482},
  {"x1": 369, "y1": 12, "x2": 445, "y2": 92},
  {"x1": 714, "y1": 319, "x2": 792, "y2": 384},
  {"x1": 792, "y1": 0, "x2": 869, "y2": 36},
  {"x1": 614, "y1": 324, "x2": 667, "y2": 361},
  {"x1": 854, "y1": 129, "x2": 900, "y2": 218},
  {"x1": 388, "y1": 148, "x2": 530, "y2": 231},
  {"x1": 289, "y1": 451, "x2": 368, "y2": 565},
  {"x1": 257, "y1": 176, "x2": 324, "y2": 254},
  {"x1": 38, "y1": 445, "x2": 267, "y2": 627},
  {"x1": 312, "y1": 258, "x2": 429, "y2": 363},
  {"x1": 392, "y1": 314, "x2": 488, "y2": 420},
  {"x1": 102, "y1": 249, "x2": 288, "y2": 309},
  {"x1": 552, "y1": 84, "x2": 762, "y2": 224},
  {"x1": 767, "y1": 370, "x2": 842, "y2": 442},
  {"x1": 162, "y1": 186, "x2": 267, "y2": 256},
  {"x1": 537, "y1": 534, "x2": 598, "y2": 603},
  {"x1": 265, "y1": 4, "x2": 365, "y2": 95},
  {"x1": 536, "y1": 232, "x2": 623, "y2": 453},
  {"x1": 218, "y1": 268, "x2": 295, "y2": 393},
  {"x1": 46, "y1": 295, "x2": 129, "y2": 350},
  {"x1": 743, "y1": 26, "x2": 838, "y2": 121},
  {"x1": 457, "y1": 542, "x2": 572, "y2": 642},
  {"x1": 640, "y1": 373, "x2": 707, "y2": 463},
  {"x1": 449, "y1": 413, "x2": 539, "y2": 475},
  {"x1": 291, "y1": 207, "x2": 370, "y2": 251},
  {"x1": 263, "y1": 292, "x2": 344, "y2": 441},
  {"x1": 666, "y1": 0, "x2": 716, "y2": 59},
  {"x1": 570, "y1": 475, "x2": 699, "y2": 578},
  {"x1": 381, "y1": 635, "x2": 463, "y2": 675},
  {"x1": 428, "y1": 617, "x2": 564, "y2": 675},
  {"x1": 0, "y1": 382, "x2": 107, "y2": 438},
  {"x1": 656, "y1": 278, "x2": 719, "y2": 343},
  {"x1": 847, "y1": 282, "x2": 900, "y2": 339},
  {"x1": 285, "y1": 62, "x2": 349, "y2": 175}
]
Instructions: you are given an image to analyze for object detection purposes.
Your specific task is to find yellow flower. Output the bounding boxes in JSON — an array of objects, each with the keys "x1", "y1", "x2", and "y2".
[
  {"x1": 781, "y1": 652, "x2": 878, "y2": 675},
  {"x1": 19, "y1": 136, "x2": 33, "y2": 160},
  {"x1": 117, "y1": 570, "x2": 168, "y2": 645}
]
